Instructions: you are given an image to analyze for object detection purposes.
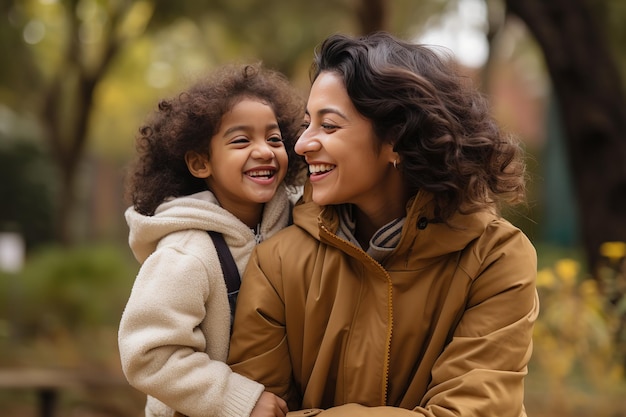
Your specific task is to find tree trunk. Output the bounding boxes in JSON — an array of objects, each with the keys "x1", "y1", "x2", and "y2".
[
  {"x1": 505, "y1": 0, "x2": 626, "y2": 270},
  {"x1": 356, "y1": 0, "x2": 387, "y2": 34},
  {"x1": 40, "y1": 4, "x2": 123, "y2": 245}
]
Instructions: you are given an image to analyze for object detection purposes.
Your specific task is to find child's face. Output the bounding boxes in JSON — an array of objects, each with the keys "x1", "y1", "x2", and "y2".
[{"x1": 206, "y1": 98, "x2": 288, "y2": 215}]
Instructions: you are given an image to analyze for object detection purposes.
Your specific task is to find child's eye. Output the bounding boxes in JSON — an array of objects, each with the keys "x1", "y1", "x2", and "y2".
[
  {"x1": 268, "y1": 135, "x2": 284, "y2": 143},
  {"x1": 230, "y1": 137, "x2": 249, "y2": 145}
]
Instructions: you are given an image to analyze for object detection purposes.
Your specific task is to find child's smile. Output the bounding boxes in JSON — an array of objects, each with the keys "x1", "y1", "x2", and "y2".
[{"x1": 206, "y1": 98, "x2": 288, "y2": 223}]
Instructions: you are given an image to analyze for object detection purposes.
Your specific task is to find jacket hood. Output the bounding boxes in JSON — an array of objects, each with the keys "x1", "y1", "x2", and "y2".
[
  {"x1": 293, "y1": 181, "x2": 497, "y2": 262},
  {"x1": 126, "y1": 185, "x2": 290, "y2": 263}
]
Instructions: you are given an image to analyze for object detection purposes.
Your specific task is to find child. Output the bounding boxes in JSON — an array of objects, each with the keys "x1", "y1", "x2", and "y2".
[{"x1": 118, "y1": 63, "x2": 305, "y2": 417}]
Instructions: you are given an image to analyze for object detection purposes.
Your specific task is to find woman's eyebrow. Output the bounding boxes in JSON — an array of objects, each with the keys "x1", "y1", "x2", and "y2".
[{"x1": 305, "y1": 107, "x2": 348, "y2": 120}]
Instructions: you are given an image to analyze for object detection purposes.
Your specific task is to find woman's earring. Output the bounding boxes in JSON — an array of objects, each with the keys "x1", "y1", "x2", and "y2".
[{"x1": 393, "y1": 159, "x2": 398, "y2": 169}]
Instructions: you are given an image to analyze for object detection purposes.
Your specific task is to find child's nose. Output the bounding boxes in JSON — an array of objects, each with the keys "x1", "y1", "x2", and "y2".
[{"x1": 252, "y1": 142, "x2": 275, "y2": 160}]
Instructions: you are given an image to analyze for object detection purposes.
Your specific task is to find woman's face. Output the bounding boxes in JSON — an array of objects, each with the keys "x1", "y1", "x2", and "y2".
[{"x1": 296, "y1": 72, "x2": 397, "y2": 210}]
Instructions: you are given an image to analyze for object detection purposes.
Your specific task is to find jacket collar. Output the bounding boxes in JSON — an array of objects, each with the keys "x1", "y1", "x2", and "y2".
[{"x1": 293, "y1": 181, "x2": 497, "y2": 262}]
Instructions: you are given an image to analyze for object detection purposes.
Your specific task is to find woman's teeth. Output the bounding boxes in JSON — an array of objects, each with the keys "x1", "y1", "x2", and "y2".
[{"x1": 309, "y1": 164, "x2": 335, "y2": 174}]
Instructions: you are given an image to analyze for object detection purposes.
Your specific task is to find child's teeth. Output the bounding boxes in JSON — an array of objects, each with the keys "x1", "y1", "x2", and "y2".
[{"x1": 249, "y1": 170, "x2": 272, "y2": 177}]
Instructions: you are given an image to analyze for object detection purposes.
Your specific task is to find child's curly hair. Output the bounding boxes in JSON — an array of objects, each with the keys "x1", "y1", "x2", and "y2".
[{"x1": 126, "y1": 63, "x2": 306, "y2": 216}]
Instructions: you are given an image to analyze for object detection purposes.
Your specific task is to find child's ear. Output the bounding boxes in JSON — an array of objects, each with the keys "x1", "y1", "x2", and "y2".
[{"x1": 185, "y1": 151, "x2": 212, "y2": 179}]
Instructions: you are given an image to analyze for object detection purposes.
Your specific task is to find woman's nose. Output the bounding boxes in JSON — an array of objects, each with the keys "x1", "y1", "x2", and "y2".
[{"x1": 295, "y1": 129, "x2": 321, "y2": 155}]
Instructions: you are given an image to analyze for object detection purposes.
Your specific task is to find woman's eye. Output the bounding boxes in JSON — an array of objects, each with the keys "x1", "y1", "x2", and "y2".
[
  {"x1": 321, "y1": 123, "x2": 337, "y2": 130},
  {"x1": 301, "y1": 121, "x2": 310, "y2": 129}
]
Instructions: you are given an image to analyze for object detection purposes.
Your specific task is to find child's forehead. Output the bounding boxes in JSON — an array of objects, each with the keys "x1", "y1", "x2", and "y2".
[
  {"x1": 223, "y1": 95, "x2": 272, "y2": 115},
  {"x1": 229, "y1": 94, "x2": 269, "y2": 106},
  {"x1": 222, "y1": 99, "x2": 277, "y2": 122}
]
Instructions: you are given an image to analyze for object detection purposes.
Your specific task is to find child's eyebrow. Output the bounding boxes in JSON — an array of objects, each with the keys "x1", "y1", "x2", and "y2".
[
  {"x1": 223, "y1": 122, "x2": 280, "y2": 136},
  {"x1": 223, "y1": 125, "x2": 247, "y2": 136}
]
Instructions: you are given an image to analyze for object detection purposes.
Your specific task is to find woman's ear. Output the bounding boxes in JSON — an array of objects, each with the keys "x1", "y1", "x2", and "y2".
[
  {"x1": 389, "y1": 150, "x2": 400, "y2": 166},
  {"x1": 382, "y1": 142, "x2": 399, "y2": 166},
  {"x1": 185, "y1": 151, "x2": 212, "y2": 179}
]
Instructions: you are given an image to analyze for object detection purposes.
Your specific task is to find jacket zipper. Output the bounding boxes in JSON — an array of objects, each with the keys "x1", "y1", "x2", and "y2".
[{"x1": 319, "y1": 224, "x2": 393, "y2": 406}]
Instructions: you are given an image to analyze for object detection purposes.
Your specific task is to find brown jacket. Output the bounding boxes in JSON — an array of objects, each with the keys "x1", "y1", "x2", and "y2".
[{"x1": 228, "y1": 185, "x2": 538, "y2": 417}]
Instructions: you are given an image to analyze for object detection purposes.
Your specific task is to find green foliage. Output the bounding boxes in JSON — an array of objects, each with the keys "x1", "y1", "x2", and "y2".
[
  {"x1": 597, "y1": 242, "x2": 626, "y2": 362},
  {"x1": 534, "y1": 242, "x2": 587, "y2": 270},
  {"x1": 532, "y1": 244, "x2": 626, "y2": 391},
  {"x1": 593, "y1": 0, "x2": 626, "y2": 79},
  {"x1": 0, "y1": 133, "x2": 55, "y2": 248},
  {"x1": 527, "y1": 244, "x2": 626, "y2": 415},
  {"x1": 0, "y1": 243, "x2": 137, "y2": 339}
]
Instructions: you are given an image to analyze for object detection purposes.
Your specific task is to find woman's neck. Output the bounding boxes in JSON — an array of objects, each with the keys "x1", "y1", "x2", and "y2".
[
  {"x1": 353, "y1": 197, "x2": 407, "y2": 249},
  {"x1": 354, "y1": 177, "x2": 410, "y2": 248}
]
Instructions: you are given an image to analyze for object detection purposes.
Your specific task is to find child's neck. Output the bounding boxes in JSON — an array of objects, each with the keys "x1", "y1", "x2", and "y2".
[{"x1": 236, "y1": 204, "x2": 264, "y2": 230}]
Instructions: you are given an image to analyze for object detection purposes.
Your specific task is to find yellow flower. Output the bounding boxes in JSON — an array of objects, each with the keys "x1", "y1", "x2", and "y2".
[
  {"x1": 554, "y1": 258, "x2": 580, "y2": 287},
  {"x1": 536, "y1": 268, "x2": 556, "y2": 288},
  {"x1": 578, "y1": 279, "x2": 603, "y2": 311},
  {"x1": 578, "y1": 279, "x2": 598, "y2": 296},
  {"x1": 599, "y1": 241, "x2": 626, "y2": 262}
]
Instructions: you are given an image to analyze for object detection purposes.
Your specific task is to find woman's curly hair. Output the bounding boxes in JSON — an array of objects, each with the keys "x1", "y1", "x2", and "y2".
[
  {"x1": 311, "y1": 32, "x2": 527, "y2": 221},
  {"x1": 126, "y1": 63, "x2": 306, "y2": 216}
]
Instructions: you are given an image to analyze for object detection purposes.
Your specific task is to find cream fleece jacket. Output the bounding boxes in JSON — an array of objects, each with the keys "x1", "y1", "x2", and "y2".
[{"x1": 118, "y1": 185, "x2": 294, "y2": 417}]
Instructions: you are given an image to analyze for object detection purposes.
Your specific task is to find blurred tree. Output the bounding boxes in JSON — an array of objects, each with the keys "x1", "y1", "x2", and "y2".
[
  {"x1": 1, "y1": 0, "x2": 156, "y2": 245},
  {"x1": 0, "y1": 135, "x2": 55, "y2": 248},
  {"x1": 504, "y1": 0, "x2": 626, "y2": 271},
  {"x1": 6, "y1": 0, "x2": 625, "y2": 257},
  {"x1": 0, "y1": 0, "x2": 442, "y2": 245}
]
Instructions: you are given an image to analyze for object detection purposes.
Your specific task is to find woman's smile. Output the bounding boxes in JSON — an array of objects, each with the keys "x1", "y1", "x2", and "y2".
[{"x1": 308, "y1": 163, "x2": 336, "y2": 176}]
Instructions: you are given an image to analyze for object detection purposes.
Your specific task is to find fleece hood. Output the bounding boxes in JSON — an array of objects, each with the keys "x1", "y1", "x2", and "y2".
[{"x1": 125, "y1": 185, "x2": 291, "y2": 264}]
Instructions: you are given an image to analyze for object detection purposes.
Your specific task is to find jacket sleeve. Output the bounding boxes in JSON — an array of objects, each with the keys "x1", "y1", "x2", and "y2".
[
  {"x1": 308, "y1": 224, "x2": 539, "y2": 417},
  {"x1": 228, "y1": 247, "x2": 301, "y2": 409},
  {"x1": 118, "y1": 244, "x2": 263, "y2": 417},
  {"x1": 231, "y1": 222, "x2": 538, "y2": 417},
  {"x1": 414, "y1": 226, "x2": 538, "y2": 417},
  {"x1": 313, "y1": 303, "x2": 538, "y2": 417}
]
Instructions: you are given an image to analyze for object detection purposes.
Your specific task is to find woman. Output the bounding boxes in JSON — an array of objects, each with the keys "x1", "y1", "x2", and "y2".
[{"x1": 228, "y1": 32, "x2": 538, "y2": 417}]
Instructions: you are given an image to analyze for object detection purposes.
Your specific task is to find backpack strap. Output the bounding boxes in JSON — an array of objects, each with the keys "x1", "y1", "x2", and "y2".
[
  {"x1": 173, "y1": 233, "x2": 243, "y2": 417},
  {"x1": 207, "y1": 231, "x2": 241, "y2": 294}
]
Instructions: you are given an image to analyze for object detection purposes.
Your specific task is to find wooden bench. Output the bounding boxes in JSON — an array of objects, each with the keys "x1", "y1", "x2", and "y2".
[{"x1": 0, "y1": 368, "x2": 129, "y2": 417}]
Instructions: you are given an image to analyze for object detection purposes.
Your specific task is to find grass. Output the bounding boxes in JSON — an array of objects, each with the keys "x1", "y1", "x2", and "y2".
[{"x1": 1, "y1": 242, "x2": 624, "y2": 416}]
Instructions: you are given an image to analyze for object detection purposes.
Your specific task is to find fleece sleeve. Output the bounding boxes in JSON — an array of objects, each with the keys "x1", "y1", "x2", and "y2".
[{"x1": 118, "y1": 245, "x2": 263, "y2": 417}]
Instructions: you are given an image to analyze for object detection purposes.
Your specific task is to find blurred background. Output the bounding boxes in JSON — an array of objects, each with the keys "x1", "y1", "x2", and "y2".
[{"x1": 1, "y1": 0, "x2": 625, "y2": 416}]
